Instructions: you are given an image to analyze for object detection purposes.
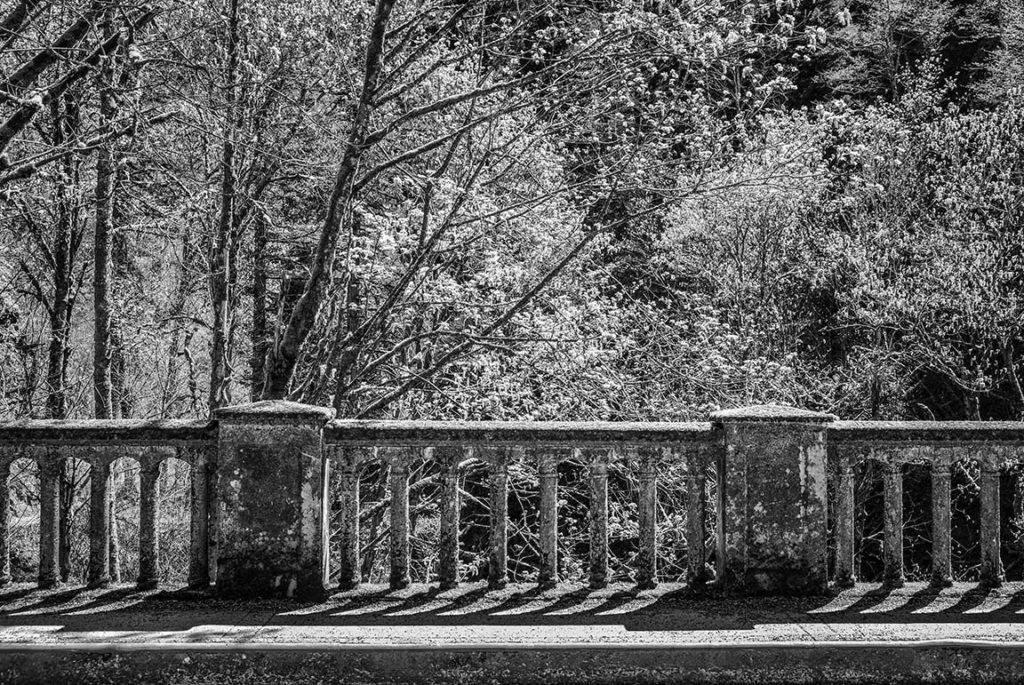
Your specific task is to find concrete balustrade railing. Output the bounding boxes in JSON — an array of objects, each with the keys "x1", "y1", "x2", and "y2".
[
  {"x1": 322, "y1": 419, "x2": 721, "y2": 591},
  {"x1": 0, "y1": 402, "x2": 1020, "y2": 599},
  {"x1": 0, "y1": 419, "x2": 217, "y2": 590},
  {"x1": 829, "y1": 421, "x2": 1024, "y2": 590}
]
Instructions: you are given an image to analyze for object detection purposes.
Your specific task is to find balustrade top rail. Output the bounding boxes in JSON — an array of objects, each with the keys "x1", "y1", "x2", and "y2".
[
  {"x1": 0, "y1": 419, "x2": 216, "y2": 446},
  {"x1": 323, "y1": 420, "x2": 721, "y2": 447},
  {"x1": 828, "y1": 420, "x2": 1024, "y2": 446},
  {"x1": 4, "y1": 416, "x2": 1024, "y2": 448}
]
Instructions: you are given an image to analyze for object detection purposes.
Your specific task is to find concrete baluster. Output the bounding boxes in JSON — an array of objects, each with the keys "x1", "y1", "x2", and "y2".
[
  {"x1": 835, "y1": 447, "x2": 857, "y2": 588},
  {"x1": 588, "y1": 449, "x2": 610, "y2": 589},
  {"x1": 488, "y1": 447, "x2": 511, "y2": 589},
  {"x1": 685, "y1": 446, "x2": 709, "y2": 589},
  {"x1": 636, "y1": 447, "x2": 658, "y2": 590},
  {"x1": 188, "y1": 444, "x2": 212, "y2": 589},
  {"x1": 980, "y1": 448, "x2": 1004, "y2": 588},
  {"x1": 882, "y1": 452, "x2": 905, "y2": 589},
  {"x1": 437, "y1": 446, "x2": 462, "y2": 590},
  {"x1": 38, "y1": 454, "x2": 61, "y2": 589},
  {"x1": 389, "y1": 455, "x2": 411, "y2": 590},
  {"x1": 930, "y1": 450, "x2": 953, "y2": 588},
  {"x1": 0, "y1": 453, "x2": 11, "y2": 586},
  {"x1": 538, "y1": 452, "x2": 559, "y2": 588},
  {"x1": 88, "y1": 453, "x2": 112, "y2": 588},
  {"x1": 137, "y1": 454, "x2": 162, "y2": 590},
  {"x1": 335, "y1": 446, "x2": 361, "y2": 590}
]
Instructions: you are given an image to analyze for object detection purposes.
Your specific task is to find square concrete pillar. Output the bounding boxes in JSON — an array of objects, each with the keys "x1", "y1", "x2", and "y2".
[
  {"x1": 711, "y1": 405, "x2": 836, "y2": 595},
  {"x1": 214, "y1": 400, "x2": 335, "y2": 599}
]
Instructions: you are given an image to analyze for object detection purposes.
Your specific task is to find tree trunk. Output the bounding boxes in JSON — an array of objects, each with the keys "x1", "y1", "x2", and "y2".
[
  {"x1": 47, "y1": 91, "x2": 82, "y2": 581},
  {"x1": 332, "y1": 210, "x2": 364, "y2": 415},
  {"x1": 162, "y1": 227, "x2": 200, "y2": 416},
  {"x1": 207, "y1": 0, "x2": 242, "y2": 414},
  {"x1": 332, "y1": 277, "x2": 362, "y2": 414},
  {"x1": 93, "y1": 7, "x2": 128, "y2": 580},
  {"x1": 92, "y1": 24, "x2": 115, "y2": 420},
  {"x1": 250, "y1": 212, "x2": 269, "y2": 400}
]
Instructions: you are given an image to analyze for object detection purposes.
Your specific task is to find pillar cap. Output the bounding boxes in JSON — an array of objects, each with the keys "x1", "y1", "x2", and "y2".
[
  {"x1": 214, "y1": 400, "x2": 336, "y2": 423},
  {"x1": 710, "y1": 404, "x2": 837, "y2": 424}
]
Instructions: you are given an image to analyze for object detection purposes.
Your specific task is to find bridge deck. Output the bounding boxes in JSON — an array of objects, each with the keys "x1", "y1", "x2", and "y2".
[
  {"x1": 0, "y1": 581, "x2": 1023, "y2": 645},
  {"x1": 1, "y1": 582, "x2": 1024, "y2": 682}
]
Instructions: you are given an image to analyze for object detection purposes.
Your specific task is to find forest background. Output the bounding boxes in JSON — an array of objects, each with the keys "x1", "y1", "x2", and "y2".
[{"x1": 1, "y1": 0, "x2": 1023, "y2": 589}]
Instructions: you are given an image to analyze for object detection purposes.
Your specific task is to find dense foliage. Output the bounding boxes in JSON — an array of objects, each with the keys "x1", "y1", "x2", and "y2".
[{"x1": 0, "y1": 0, "x2": 1022, "y2": 586}]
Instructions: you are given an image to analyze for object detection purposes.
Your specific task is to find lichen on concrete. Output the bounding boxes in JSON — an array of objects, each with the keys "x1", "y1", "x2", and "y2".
[
  {"x1": 711, "y1": 404, "x2": 838, "y2": 423},
  {"x1": 214, "y1": 407, "x2": 331, "y2": 600},
  {"x1": 324, "y1": 420, "x2": 719, "y2": 447},
  {"x1": 717, "y1": 415, "x2": 831, "y2": 595}
]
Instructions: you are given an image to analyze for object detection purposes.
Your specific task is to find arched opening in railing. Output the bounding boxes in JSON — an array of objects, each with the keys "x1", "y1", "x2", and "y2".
[
  {"x1": 110, "y1": 447, "x2": 204, "y2": 589},
  {"x1": 108, "y1": 448, "x2": 194, "y2": 587},
  {"x1": 6, "y1": 453, "x2": 38, "y2": 583},
  {"x1": 52, "y1": 451, "x2": 91, "y2": 585},
  {"x1": 110, "y1": 453, "x2": 141, "y2": 584},
  {"x1": 0, "y1": 419, "x2": 215, "y2": 592},
  {"x1": 155, "y1": 454, "x2": 193, "y2": 587}
]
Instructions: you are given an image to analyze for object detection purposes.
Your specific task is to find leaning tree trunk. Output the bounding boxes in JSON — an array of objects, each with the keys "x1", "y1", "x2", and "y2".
[{"x1": 260, "y1": 0, "x2": 397, "y2": 400}]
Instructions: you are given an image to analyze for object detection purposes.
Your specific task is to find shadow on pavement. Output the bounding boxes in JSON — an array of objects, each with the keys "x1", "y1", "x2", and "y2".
[{"x1": 0, "y1": 581, "x2": 1022, "y2": 634}]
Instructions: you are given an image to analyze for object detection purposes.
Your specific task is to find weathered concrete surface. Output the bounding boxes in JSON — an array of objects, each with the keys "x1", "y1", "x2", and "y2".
[
  {"x1": 0, "y1": 419, "x2": 214, "y2": 446},
  {"x1": 829, "y1": 420, "x2": 1024, "y2": 445},
  {"x1": 712, "y1": 404, "x2": 835, "y2": 595},
  {"x1": 215, "y1": 400, "x2": 335, "y2": 600},
  {"x1": 324, "y1": 419, "x2": 720, "y2": 447},
  {"x1": 1, "y1": 582, "x2": 1024, "y2": 682}
]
